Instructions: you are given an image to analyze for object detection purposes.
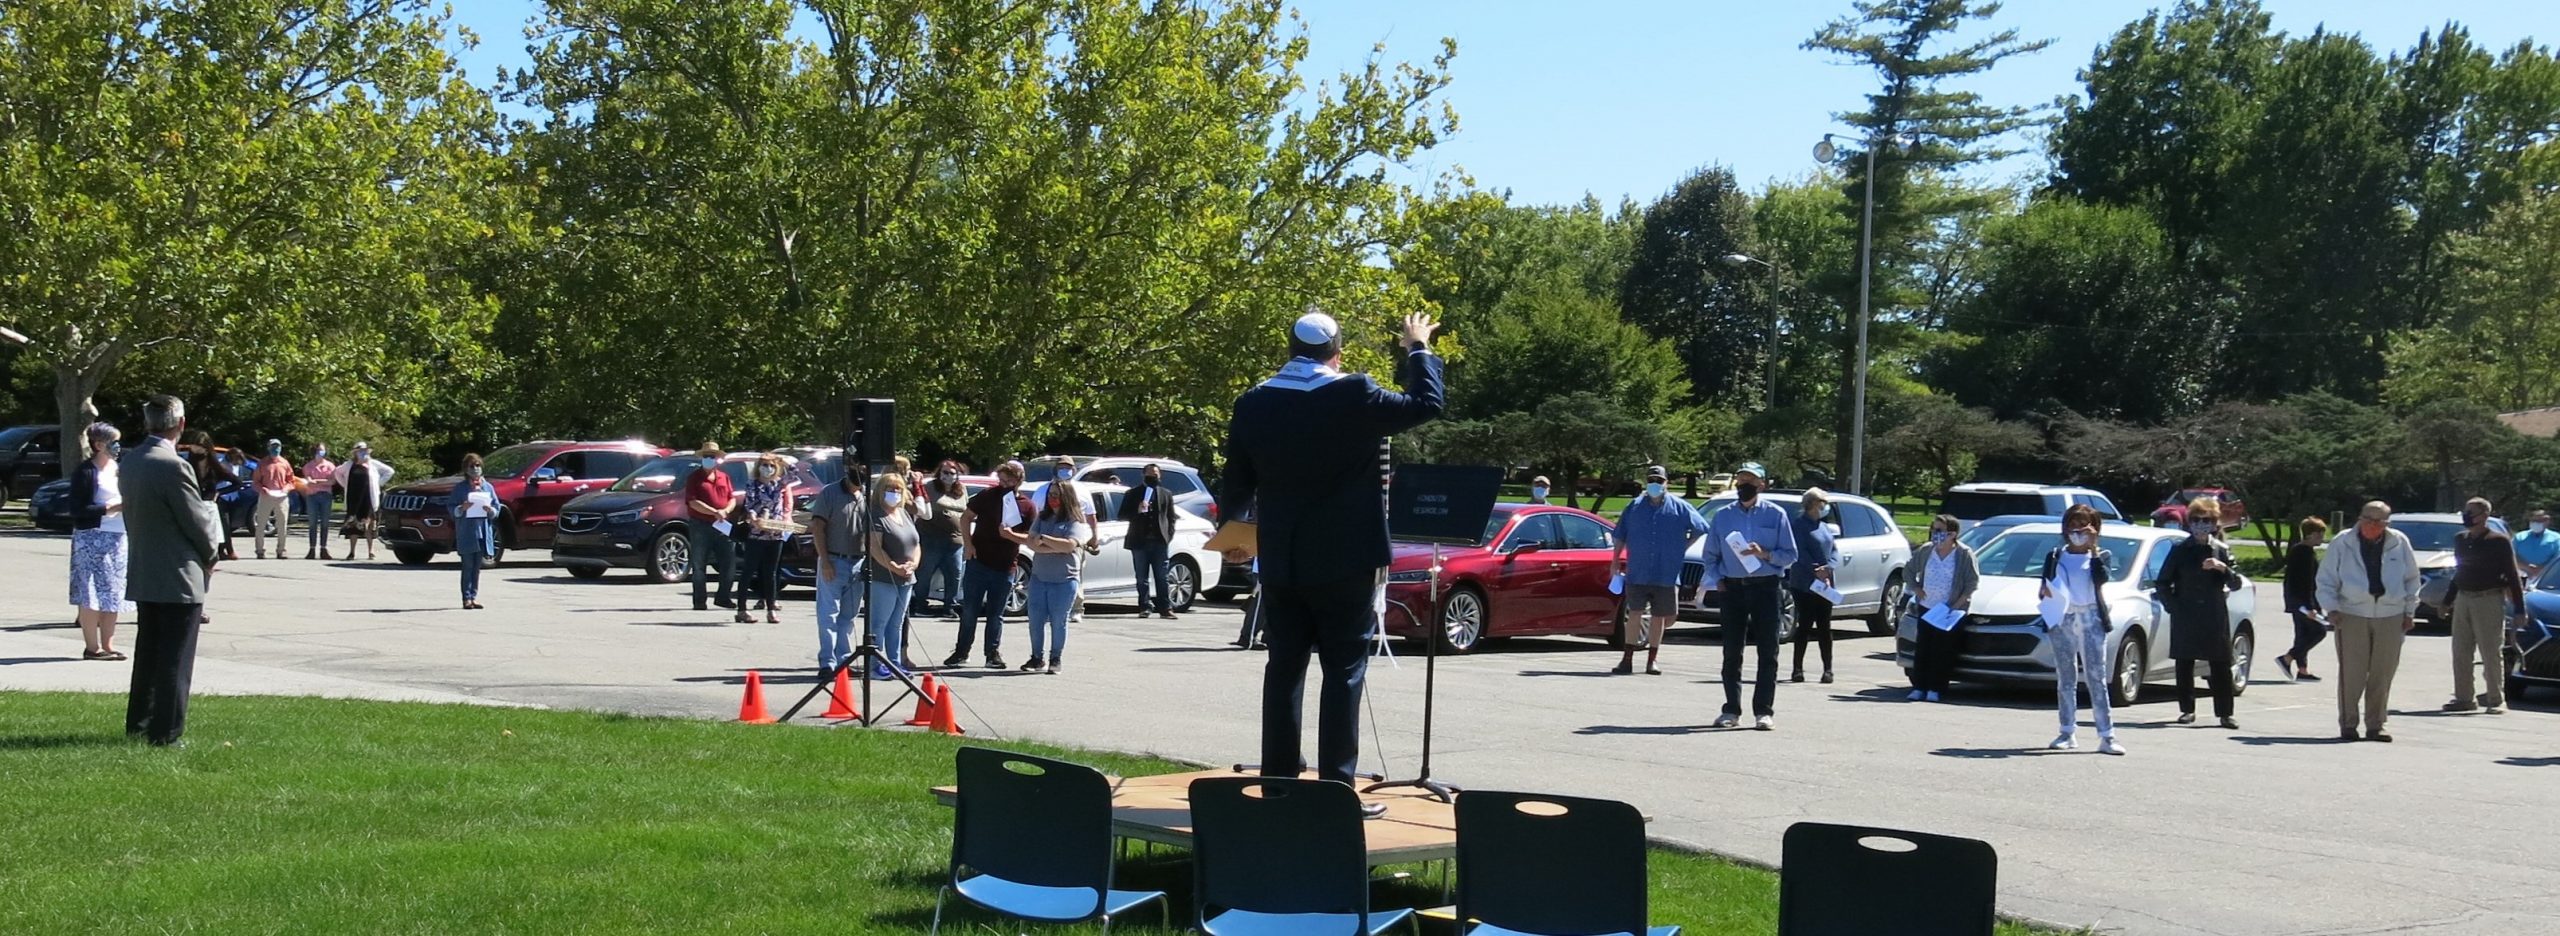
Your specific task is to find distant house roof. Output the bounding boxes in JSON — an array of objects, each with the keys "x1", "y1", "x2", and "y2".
[{"x1": 2499, "y1": 407, "x2": 2560, "y2": 438}]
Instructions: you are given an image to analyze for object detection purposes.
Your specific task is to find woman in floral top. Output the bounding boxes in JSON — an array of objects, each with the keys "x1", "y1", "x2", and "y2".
[{"x1": 738, "y1": 454, "x2": 793, "y2": 624}]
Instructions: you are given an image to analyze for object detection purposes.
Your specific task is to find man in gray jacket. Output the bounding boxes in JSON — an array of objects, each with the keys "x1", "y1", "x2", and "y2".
[
  {"x1": 2315, "y1": 500, "x2": 2423, "y2": 742},
  {"x1": 121, "y1": 395, "x2": 222, "y2": 746}
]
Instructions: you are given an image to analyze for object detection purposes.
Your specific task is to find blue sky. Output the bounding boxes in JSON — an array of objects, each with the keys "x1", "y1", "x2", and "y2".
[{"x1": 438, "y1": 0, "x2": 2548, "y2": 207}]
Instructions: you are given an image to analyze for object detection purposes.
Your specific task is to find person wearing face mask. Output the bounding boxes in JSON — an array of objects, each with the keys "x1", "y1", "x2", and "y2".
[
  {"x1": 336, "y1": 442, "x2": 395, "y2": 561},
  {"x1": 1786, "y1": 488, "x2": 1841, "y2": 684},
  {"x1": 2037, "y1": 504, "x2": 2125, "y2": 755},
  {"x1": 1526, "y1": 476, "x2": 1553, "y2": 506},
  {"x1": 2274, "y1": 516, "x2": 2330, "y2": 682},
  {"x1": 736, "y1": 454, "x2": 794, "y2": 625},
  {"x1": 807, "y1": 467, "x2": 866, "y2": 674},
  {"x1": 2317, "y1": 501, "x2": 2422, "y2": 741},
  {"x1": 250, "y1": 438, "x2": 295, "y2": 559},
  {"x1": 2446, "y1": 496, "x2": 2526, "y2": 715},
  {"x1": 1610, "y1": 465, "x2": 1709, "y2": 677},
  {"x1": 866, "y1": 471, "x2": 924, "y2": 677},
  {"x1": 300, "y1": 444, "x2": 337, "y2": 560},
  {"x1": 1022, "y1": 475, "x2": 1086, "y2": 674},
  {"x1": 1025, "y1": 459, "x2": 1101, "y2": 622},
  {"x1": 2512, "y1": 509, "x2": 2558, "y2": 582},
  {"x1": 912, "y1": 460, "x2": 969, "y2": 618},
  {"x1": 1120, "y1": 463, "x2": 1182, "y2": 619},
  {"x1": 949, "y1": 461, "x2": 1035, "y2": 669},
  {"x1": 683, "y1": 443, "x2": 742, "y2": 614},
  {"x1": 448, "y1": 453, "x2": 499, "y2": 610},
  {"x1": 2158, "y1": 496, "x2": 2243, "y2": 728},
  {"x1": 1698, "y1": 462, "x2": 1796, "y2": 729},
  {"x1": 1906, "y1": 514, "x2": 1977, "y2": 702}
]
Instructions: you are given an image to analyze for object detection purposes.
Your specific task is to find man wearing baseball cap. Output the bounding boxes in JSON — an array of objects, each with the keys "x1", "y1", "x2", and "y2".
[
  {"x1": 1701, "y1": 461, "x2": 1796, "y2": 730},
  {"x1": 1217, "y1": 306, "x2": 1444, "y2": 812},
  {"x1": 1611, "y1": 465, "x2": 1709, "y2": 676}
]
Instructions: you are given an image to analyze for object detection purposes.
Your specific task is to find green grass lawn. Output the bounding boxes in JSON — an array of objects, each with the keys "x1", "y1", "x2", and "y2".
[{"x1": 0, "y1": 693, "x2": 2069, "y2": 935}]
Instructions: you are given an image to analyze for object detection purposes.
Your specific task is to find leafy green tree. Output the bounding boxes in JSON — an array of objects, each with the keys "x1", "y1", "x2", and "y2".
[
  {"x1": 1395, "y1": 189, "x2": 1640, "y2": 342},
  {"x1": 0, "y1": 0, "x2": 507, "y2": 474},
  {"x1": 1802, "y1": 0, "x2": 2052, "y2": 486},
  {"x1": 1869, "y1": 393, "x2": 2038, "y2": 494},
  {"x1": 1619, "y1": 166, "x2": 1762, "y2": 403},
  {"x1": 2384, "y1": 192, "x2": 2560, "y2": 412},
  {"x1": 1449, "y1": 288, "x2": 1692, "y2": 423}
]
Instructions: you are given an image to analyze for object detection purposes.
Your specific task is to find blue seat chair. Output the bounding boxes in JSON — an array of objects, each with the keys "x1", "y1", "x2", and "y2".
[
  {"x1": 1777, "y1": 822, "x2": 1997, "y2": 936},
  {"x1": 1453, "y1": 790, "x2": 1678, "y2": 936},
  {"x1": 1189, "y1": 777, "x2": 1417, "y2": 936},
  {"x1": 934, "y1": 747, "x2": 1168, "y2": 936}
]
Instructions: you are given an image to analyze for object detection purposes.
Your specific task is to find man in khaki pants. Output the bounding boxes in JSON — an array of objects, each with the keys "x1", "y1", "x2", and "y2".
[
  {"x1": 2316, "y1": 501, "x2": 2422, "y2": 742},
  {"x1": 2445, "y1": 497, "x2": 2525, "y2": 714}
]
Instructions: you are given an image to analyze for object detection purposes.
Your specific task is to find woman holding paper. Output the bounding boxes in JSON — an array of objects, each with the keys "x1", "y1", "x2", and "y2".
[
  {"x1": 2038, "y1": 504, "x2": 2125, "y2": 755},
  {"x1": 2160, "y1": 495, "x2": 2243, "y2": 728},
  {"x1": 1905, "y1": 514, "x2": 1977, "y2": 702},
  {"x1": 1788, "y1": 489, "x2": 1841, "y2": 684},
  {"x1": 738, "y1": 454, "x2": 792, "y2": 624},
  {"x1": 448, "y1": 453, "x2": 500, "y2": 610}
]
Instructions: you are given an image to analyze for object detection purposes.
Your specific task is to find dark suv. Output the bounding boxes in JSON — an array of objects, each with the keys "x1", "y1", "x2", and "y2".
[
  {"x1": 376, "y1": 440, "x2": 668, "y2": 565},
  {"x1": 551, "y1": 452, "x2": 824, "y2": 584},
  {"x1": 0, "y1": 425, "x2": 65, "y2": 506}
]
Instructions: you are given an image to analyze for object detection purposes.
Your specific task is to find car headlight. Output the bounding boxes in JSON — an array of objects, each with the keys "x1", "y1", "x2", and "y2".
[
  {"x1": 606, "y1": 509, "x2": 644, "y2": 524},
  {"x1": 1386, "y1": 569, "x2": 1432, "y2": 583}
]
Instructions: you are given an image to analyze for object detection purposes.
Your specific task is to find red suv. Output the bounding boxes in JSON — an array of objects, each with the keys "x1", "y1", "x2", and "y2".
[
  {"x1": 376, "y1": 440, "x2": 669, "y2": 565},
  {"x1": 2151, "y1": 487, "x2": 2250, "y2": 532}
]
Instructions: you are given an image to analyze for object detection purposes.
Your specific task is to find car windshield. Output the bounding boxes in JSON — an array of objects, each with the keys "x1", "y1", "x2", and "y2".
[
  {"x1": 474, "y1": 445, "x2": 548, "y2": 480},
  {"x1": 0, "y1": 426, "x2": 37, "y2": 450},
  {"x1": 1973, "y1": 532, "x2": 2145, "y2": 582},
  {"x1": 1957, "y1": 521, "x2": 2031, "y2": 551},
  {"x1": 1418, "y1": 506, "x2": 1523, "y2": 545},
  {"x1": 1941, "y1": 491, "x2": 2046, "y2": 520},
  {"x1": 2392, "y1": 521, "x2": 2464, "y2": 552},
  {"x1": 611, "y1": 456, "x2": 695, "y2": 494}
]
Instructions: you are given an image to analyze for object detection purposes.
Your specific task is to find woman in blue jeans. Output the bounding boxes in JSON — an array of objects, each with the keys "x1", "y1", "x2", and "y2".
[
  {"x1": 448, "y1": 453, "x2": 499, "y2": 610},
  {"x1": 1022, "y1": 480, "x2": 1085, "y2": 675},
  {"x1": 865, "y1": 472, "x2": 922, "y2": 678}
]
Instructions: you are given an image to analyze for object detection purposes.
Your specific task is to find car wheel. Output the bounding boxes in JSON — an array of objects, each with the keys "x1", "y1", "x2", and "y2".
[
  {"x1": 1776, "y1": 588, "x2": 1797, "y2": 643},
  {"x1": 1437, "y1": 586, "x2": 1488, "y2": 654},
  {"x1": 391, "y1": 546, "x2": 433, "y2": 567},
  {"x1": 2110, "y1": 631, "x2": 2149, "y2": 707},
  {"x1": 648, "y1": 530, "x2": 690, "y2": 584},
  {"x1": 1867, "y1": 573, "x2": 1905, "y2": 634},
  {"x1": 1167, "y1": 558, "x2": 1201, "y2": 612},
  {"x1": 2506, "y1": 652, "x2": 2531, "y2": 703},
  {"x1": 566, "y1": 565, "x2": 607, "y2": 580},
  {"x1": 1006, "y1": 561, "x2": 1030, "y2": 618},
  {"x1": 2228, "y1": 627, "x2": 2254, "y2": 697}
]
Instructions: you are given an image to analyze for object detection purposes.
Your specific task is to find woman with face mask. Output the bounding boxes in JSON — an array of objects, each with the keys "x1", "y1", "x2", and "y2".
[
  {"x1": 866, "y1": 472, "x2": 922, "y2": 677},
  {"x1": 337, "y1": 442, "x2": 395, "y2": 561},
  {"x1": 737, "y1": 454, "x2": 793, "y2": 624},
  {"x1": 1021, "y1": 477, "x2": 1086, "y2": 674},
  {"x1": 2159, "y1": 496, "x2": 2243, "y2": 728},
  {"x1": 2037, "y1": 504, "x2": 2126, "y2": 754},
  {"x1": 1905, "y1": 514, "x2": 1977, "y2": 702},
  {"x1": 448, "y1": 453, "x2": 500, "y2": 610}
]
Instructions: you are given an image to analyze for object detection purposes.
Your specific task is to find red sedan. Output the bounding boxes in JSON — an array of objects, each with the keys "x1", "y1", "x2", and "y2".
[{"x1": 1381, "y1": 504, "x2": 1623, "y2": 653}]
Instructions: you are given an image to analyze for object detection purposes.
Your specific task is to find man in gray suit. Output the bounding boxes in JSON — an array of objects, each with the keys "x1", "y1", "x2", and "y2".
[{"x1": 122, "y1": 395, "x2": 220, "y2": 746}]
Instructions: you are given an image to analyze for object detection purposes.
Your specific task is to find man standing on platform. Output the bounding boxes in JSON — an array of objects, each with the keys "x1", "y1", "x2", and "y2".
[
  {"x1": 122, "y1": 395, "x2": 221, "y2": 747},
  {"x1": 1218, "y1": 307, "x2": 1443, "y2": 812},
  {"x1": 1701, "y1": 462, "x2": 1796, "y2": 731}
]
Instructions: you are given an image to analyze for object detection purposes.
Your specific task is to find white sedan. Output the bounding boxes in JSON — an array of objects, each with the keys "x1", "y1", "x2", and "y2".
[
  {"x1": 1896, "y1": 523, "x2": 2261, "y2": 705},
  {"x1": 1006, "y1": 482, "x2": 1228, "y2": 614}
]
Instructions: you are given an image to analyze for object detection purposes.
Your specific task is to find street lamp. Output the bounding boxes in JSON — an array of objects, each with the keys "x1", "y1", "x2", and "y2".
[
  {"x1": 1815, "y1": 131, "x2": 1914, "y2": 496},
  {"x1": 1721, "y1": 252, "x2": 1780, "y2": 412}
]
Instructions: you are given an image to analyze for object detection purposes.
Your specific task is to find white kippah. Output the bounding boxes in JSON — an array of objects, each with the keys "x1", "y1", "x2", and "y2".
[{"x1": 1292, "y1": 312, "x2": 1339, "y2": 345}]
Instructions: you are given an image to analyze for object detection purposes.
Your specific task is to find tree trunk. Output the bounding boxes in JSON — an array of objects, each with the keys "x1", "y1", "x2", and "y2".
[{"x1": 53, "y1": 364, "x2": 103, "y2": 478}]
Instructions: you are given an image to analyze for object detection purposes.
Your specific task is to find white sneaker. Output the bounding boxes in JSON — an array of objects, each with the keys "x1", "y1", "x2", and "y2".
[
  {"x1": 1712, "y1": 713, "x2": 1740, "y2": 729},
  {"x1": 2048, "y1": 734, "x2": 2076, "y2": 751},
  {"x1": 1754, "y1": 715, "x2": 1774, "y2": 731},
  {"x1": 2099, "y1": 738, "x2": 2127, "y2": 756}
]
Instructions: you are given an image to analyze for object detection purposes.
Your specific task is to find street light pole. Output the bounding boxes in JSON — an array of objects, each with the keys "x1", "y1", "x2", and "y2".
[{"x1": 1815, "y1": 132, "x2": 1904, "y2": 496}]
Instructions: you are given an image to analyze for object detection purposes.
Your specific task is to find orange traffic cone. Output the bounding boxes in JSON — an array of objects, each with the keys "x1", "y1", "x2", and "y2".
[
  {"x1": 929, "y1": 682, "x2": 965, "y2": 736},
  {"x1": 904, "y1": 674, "x2": 941, "y2": 727},
  {"x1": 821, "y1": 668, "x2": 862, "y2": 721},
  {"x1": 736, "y1": 670, "x2": 775, "y2": 724}
]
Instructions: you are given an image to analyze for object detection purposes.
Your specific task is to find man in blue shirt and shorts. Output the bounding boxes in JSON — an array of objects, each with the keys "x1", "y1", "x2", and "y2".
[{"x1": 1612, "y1": 465, "x2": 1708, "y2": 676}]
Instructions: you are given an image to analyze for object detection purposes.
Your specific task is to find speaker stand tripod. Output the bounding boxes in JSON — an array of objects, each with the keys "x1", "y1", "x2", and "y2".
[{"x1": 780, "y1": 557, "x2": 924, "y2": 726}]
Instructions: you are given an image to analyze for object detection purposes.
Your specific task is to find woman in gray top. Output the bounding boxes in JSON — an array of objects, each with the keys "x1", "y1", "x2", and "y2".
[
  {"x1": 1021, "y1": 480, "x2": 1086, "y2": 675},
  {"x1": 1906, "y1": 513, "x2": 1980, "y2": 702},
  {"x1": 865, "y1": 472, "x2": 921, "y2": 679}
]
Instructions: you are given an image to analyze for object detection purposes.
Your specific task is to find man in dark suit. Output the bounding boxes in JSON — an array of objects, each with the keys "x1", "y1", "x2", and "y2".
[
  {"x1": 1218, "y1": 308, "x2": 1444, "y2": 804},
  {"x1": 121, "y1": 394, "x2": 221, "y2": 746}
]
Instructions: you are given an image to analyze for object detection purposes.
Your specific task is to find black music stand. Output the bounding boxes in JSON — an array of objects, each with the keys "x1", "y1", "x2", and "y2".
[{"x1": 1365, "y1": 464, "x2": 1503, "y2": 804}]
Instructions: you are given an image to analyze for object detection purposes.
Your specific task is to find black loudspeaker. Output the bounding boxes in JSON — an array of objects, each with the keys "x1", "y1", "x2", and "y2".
[{"x1": 846, "y1": 398, "x2": 897, "y2": 468}]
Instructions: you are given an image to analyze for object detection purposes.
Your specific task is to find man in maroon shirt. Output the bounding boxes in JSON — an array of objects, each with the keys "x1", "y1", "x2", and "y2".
[
  {"x1": 945, "y1": 461, "x2": 1032, "y2": 669},
  {"x1": 685, "y1": 442, "x2": 743, "y2": 615}
]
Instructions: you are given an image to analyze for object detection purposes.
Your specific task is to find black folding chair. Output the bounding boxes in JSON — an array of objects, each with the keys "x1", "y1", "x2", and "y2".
[
  {"x1": 1454, "y1": 790, "x2": 1678, "y2": 936},
  {"x1": 1777, "y1": 822, "x2": 1997, "y2": 936},
  {"x1": 1189, "y1": 777, "x2": 1417, "y2": 936},
  {"x1": 935, "y1": 747, "x2": 1168, "y2": 936}
]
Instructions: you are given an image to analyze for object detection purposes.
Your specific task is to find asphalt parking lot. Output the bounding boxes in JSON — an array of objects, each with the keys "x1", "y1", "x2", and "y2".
[{"x1": 6, "y1": 529, "x2": 2559, "y2": 936}]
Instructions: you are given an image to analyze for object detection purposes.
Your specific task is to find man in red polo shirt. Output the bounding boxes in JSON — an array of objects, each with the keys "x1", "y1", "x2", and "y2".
[{"x1": 685, "y1": 442, "x2": 743, "y2": 615}]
